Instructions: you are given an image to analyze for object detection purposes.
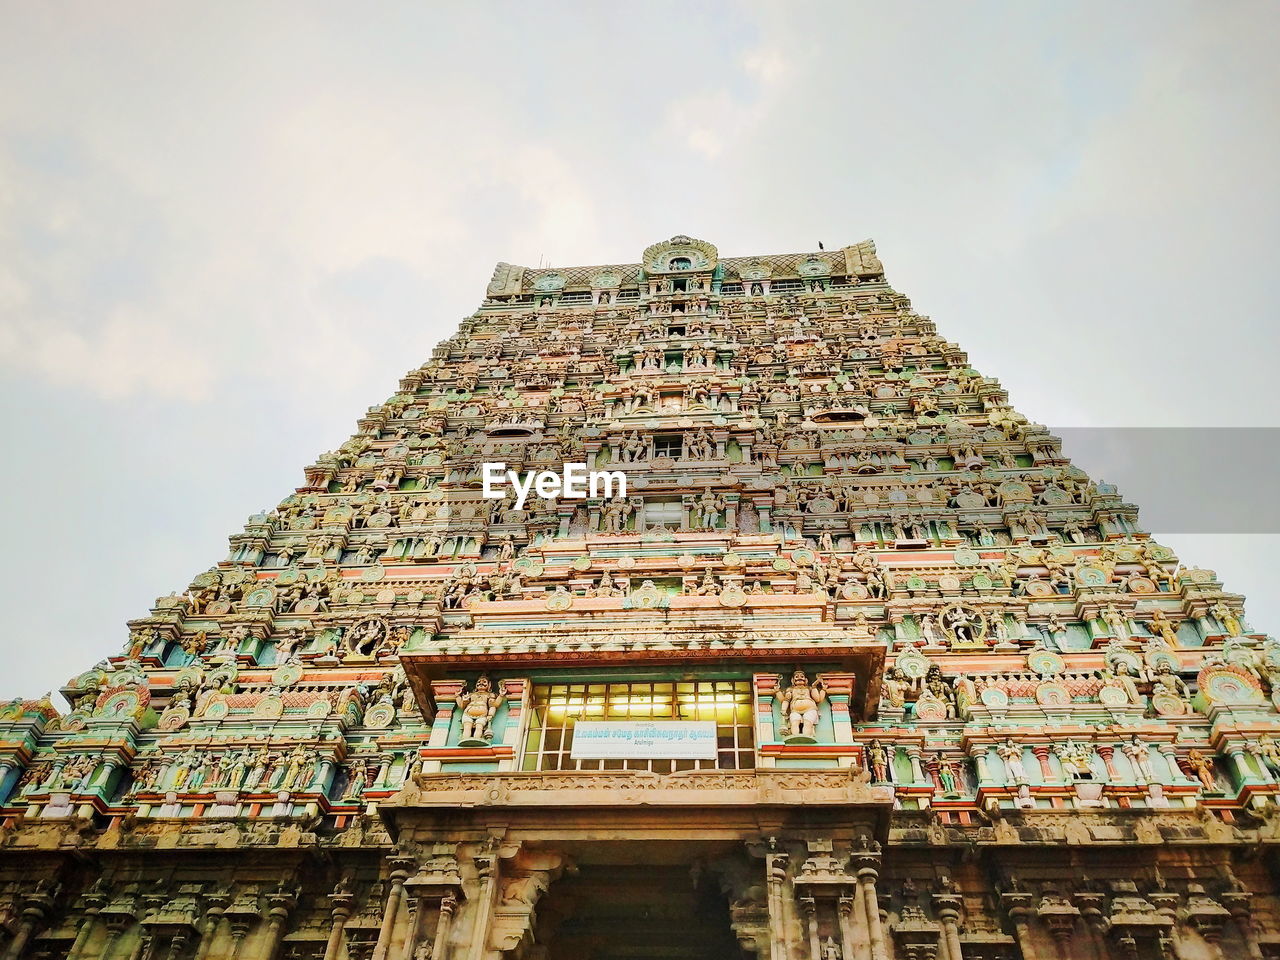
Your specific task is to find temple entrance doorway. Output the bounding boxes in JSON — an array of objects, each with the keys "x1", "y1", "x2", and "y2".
[{"x1": 537, "y1": 841, "x2": 750, "y2": 960}]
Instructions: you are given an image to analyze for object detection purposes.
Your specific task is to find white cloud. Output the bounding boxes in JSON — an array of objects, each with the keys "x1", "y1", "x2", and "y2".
[{"x1": 0, "y1": 1, "x2": 1278, "y2": 697}]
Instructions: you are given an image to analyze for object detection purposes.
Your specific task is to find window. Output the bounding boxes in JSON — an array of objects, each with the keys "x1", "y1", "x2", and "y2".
[
  {"x1": 669, "y1": 256, "x2": 692, "y2": 270},
  {"x1": 524, "y1": 680, "x2": 755, "y2": 772},
  {"x1": 642, "y1": 498, "x2": 683, "y2": 530},
  {"x1": 652, "y1": 434, "x2": 683, "y2": 458}
]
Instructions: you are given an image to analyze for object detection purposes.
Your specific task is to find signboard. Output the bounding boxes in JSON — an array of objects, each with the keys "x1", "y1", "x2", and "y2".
[{"x1": 569, "y1": 721, "x2": 718, "y2": 760}]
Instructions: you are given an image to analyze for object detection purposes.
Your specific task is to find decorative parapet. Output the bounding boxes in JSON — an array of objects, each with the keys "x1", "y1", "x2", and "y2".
[{"x1": 390, "y1": 768, "x2": 894, "y2": 811}]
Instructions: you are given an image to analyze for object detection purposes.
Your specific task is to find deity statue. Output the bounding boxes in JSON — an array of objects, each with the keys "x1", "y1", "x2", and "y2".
[
  {"x1": 689, "y1": 570, "x2": 721, "y2": 597},
  {"x1": 937, "y1": 756, "x2": 960, "y2": 795},
  {"x1": 457, "y1": 677, "x2": 505, "y2": 744},
  {"x1": 1183, "y1": 750, "x2": 1217, "y2": 792},
  {"x1": 1211, "y1": 600, "x2": 1243, "y2": 637},
  {"x1": 1249, "y1": 734, "x2": 1280, "y2": 780},
  {"x1": 1100, "y1": 605, "x2": 1132, "y2": 644},
  {"x1": 881, "y1": 667, "x2": 908, "y2": 709},
  {"x1": 1054, "y1": 741, "x2": 1095, "y2": 781},
  {"x1": 1123, "y1": 736, "x2": 1156, "y2": 783},
  {"x1": 1144, "y1": 611, "x2": 1179, "y2": 650},
  {"x1": 1043, "y1": 614, "x2": 1067, "y2": 652},
  {"x1": 918, "y1": 614, "x2": 941, "y2": 648},
  {"x1": 941, "y1": 604, "x2": 984, "y2": 646},
  {"x1": 997, "y1": 739, "x2": 1027, "y2": 785},
  {"x1": 1098, "y1": 665, "x2": 1140, "y2": 705},
  {"x1": 867, "y1": 739, "x2": 890, "y2": 783},
  {"x1": 920, "y1": 665, "x2": 957, "y2": 719},
  {"x1": 1150, "y1": 663, "x2": 1191, "y2": 709},
  {"x1": 779, "y1": 671, "x2": 827, "y2": 741},
  {"x1": 342, "y1": 760, "x2": 368, "y2": 802}
]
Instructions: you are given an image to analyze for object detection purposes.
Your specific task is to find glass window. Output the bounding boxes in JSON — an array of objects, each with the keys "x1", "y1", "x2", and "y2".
[
  {"x1": 652, "y1": 434, "x2": 682, "y2": 458},
  {"x1": 642, "y1": 498, "x2": 683, "y2": 530},
  {"x1": 523, "y1": 680, "x2": 755, "y2": 773}
]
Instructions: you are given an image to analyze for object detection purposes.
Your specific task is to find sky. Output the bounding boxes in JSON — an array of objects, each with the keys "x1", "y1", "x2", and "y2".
[{"x1": 1, "y1": 1, "x2": 1278, "y2": 700}]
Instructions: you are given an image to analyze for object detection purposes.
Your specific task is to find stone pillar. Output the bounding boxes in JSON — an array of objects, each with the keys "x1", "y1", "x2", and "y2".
[
  {"x1": 837, "y1": 896, "x2": 862, "y2": 960},
  {"x1": 1031, "y1": 745, "x2": 1054, "y2": 782},
  {"x1": 1226, "y1": 747, "x2": 1256, "y2": 786},
  {"x1": 65, "y1": 886, "x2": 110, "y2": 960},
  {"x1": 465, "y1": 846, "x2": 500, "y2": 960},
  {"x1": 497, "y1": 679, "x2": 530, "y2": 771},
  {"x1": 1158, "y1": 743, "x2": 1188, "y2": 783},
  {"x1": 800, "y1": 897, "x2": 819, "y2": 960},
  {"x1": 765, "y1": 849, "x2": 789, "y2": 960},
  {"x1": 430, "y1": 895, "x2": 457, "y2": 960},
  {"x1": 1221, "y1": 888, "x2": 1263, "y2": 960},
  {"x1": 2, "y1": 885, "x2": 57, "y2": 960},
  {"x1": 309, "y1": 758, "x2": 336, "y2": 794},
  {"x1": 191, "y1": 890, "x2": 229, "y2": 960},
  {"x1": 260, "y1": 889, "x2": 296, "y2": 960},
  {"x1": 967, "y1": 744, "x2": 992, "y2": 786},
  {"x1": 1000, "y1": 890, "x2": 1038, "y2": 960},
  {"x1": 757, "y1": 499, "x2": 773, "y2": 534},
  {"x1": 752, "y1": 676, "x2": 780, "y2": 766},
  {"x1": 852, "y1": 842, "x2": 887, "y2": 960},
  {"x1": 372, "y1": 858, "x2": 416, "y2": 960},
  {"x1": 905, "y1": 744, "x2": 926, "y2": 785},
  {"x1": 1097, "y1": 746, "x2": 1119, "y2": 781},
  {"x1": 322, "y1": 885, "x2": 356, "y2": 960},
  {"x1": 724, "y1": 493, "x2": 740, "y2": 532},
  {"x1": 1073, "y1": 889, "x2": 1108, "y2": 960},
  {"x1": 394, "y1": 895, "x2": 422, "y2": 960}
]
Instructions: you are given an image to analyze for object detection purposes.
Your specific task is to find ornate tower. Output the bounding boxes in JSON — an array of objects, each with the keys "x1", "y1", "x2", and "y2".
[{"x1": 2, "y1": 236, "x2": 1277, "y2": 960}]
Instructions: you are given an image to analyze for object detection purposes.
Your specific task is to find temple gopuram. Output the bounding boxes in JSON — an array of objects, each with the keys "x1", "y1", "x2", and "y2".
[{"x1": 4, "y1": 235, "x2": 1280, "y2": 960}]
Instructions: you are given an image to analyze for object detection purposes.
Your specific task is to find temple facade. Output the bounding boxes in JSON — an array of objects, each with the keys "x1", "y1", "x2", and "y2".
[{"x1": 2, "y1": 235, "x2": 1279, "y2": 960}]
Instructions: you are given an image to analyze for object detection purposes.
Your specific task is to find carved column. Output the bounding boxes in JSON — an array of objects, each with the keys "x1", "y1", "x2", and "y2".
[
  {"x1": 852, "y1": 841, "x2": 887, "y2": 960},
  {"x1": 765, "y1": 849, "x2": 789, "y2": 960},
  {"x1": 1225, "y1": 747, "x2": 1255, "y2": 787},
  {"x1": 430, "y1": 895, "x2": 456, "y2": 960},
  {"x1": 1031, "y1": 745, "x2": 1054, "y2": 782},
  {"x1": 322, "y1": 884, "x2": 356, "y2": 960},
  {"x1": 465, "y1": 846, "x2": 499, "y2": 960},
  {"x1": 1097, "y1": 746, "x2": 1119, "y2": 781},
  {"x1": 372, "y1": 858, "x2": 416, "y2": 960},
  {"x1": 819, "y1": 674, "x2": 857, "y2": 747},
  {"x1": 966, "y1": 744, "x2": 992, "y2": 786},
  {"x1": 1000, "y1": 890, "x2": 1038, "y2": 960},
  {"x1": 1034, "y1": 888, "x2": 1080, "y2": 959},
  {"x1": 932, "y1": 885, "x2": 963, "y2": 960},
  {"x1": 837, "y1": 896, "x2": 861, "y2": 960},
  {"x1": 1221, "y1": 886, "x2": 1262, "y2": 960},
  {"x1": 800, "y1": 897, "x2": 819, "y2": 960},
  {"x1": 752, "y1": 676, "x2": 780, "y2": 767},
  {"x1": 1157, "y1": 743, "x2": 1188, "y2": 784},
  {"x1": 904, "y1": 744, "x2": 926, "y2": 785},
  {"x1": 191, "y1": 889, "x2": 229, "y2": 960},
  {"x1": 260, "y1": 887, "x2": 296, "y2": 960},
  {"x1": 2, "y1": 884, "x2": 57, "y2": 960},
  {"x1": 1072, "y1": 887, "x2": 1109, "y2": 960},
  {"x1": 66, "y1": 886, "x2": 110, "y2": 960}
]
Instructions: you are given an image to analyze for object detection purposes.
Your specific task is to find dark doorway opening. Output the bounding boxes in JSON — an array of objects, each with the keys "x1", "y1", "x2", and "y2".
[{"x1": 540, "y1": 861, "x2": 745, "y2": 960}]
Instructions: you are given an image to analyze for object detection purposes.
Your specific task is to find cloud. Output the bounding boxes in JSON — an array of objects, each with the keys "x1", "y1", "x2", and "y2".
[{"x1": 0, "y1": 1, "x2": 1278, "y2": 697}]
